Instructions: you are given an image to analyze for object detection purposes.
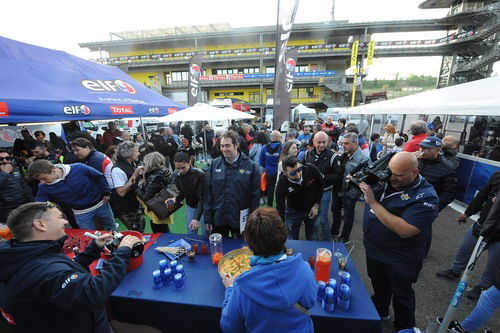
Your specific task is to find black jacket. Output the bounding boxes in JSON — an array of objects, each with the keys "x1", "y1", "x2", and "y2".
[
  {"x1": 303, "y1": 148, "x2": 343, "y2": 191},
  {"x1": 418, "y1": 155, "x2": 457, "y2": 211},
  {"x1": 0, "y1": 236, "x2": 131, "y2": 333},
  {"x1": 442, "y1": 149, "x2": 460, "y2": 170},
  {"x1": 203, "y1": 153, "x2": 261, "y2": 229},
  {"x1": 175, "y1": 167, "x2": 205, "y2": 221},
  {"x1": 276, "y1": 163, "x2": 325, "y2": 220},
  {"x1": 135, "y1": 167, "x2": 171, "y2": 202},
  {"x1": 0, "y1": 165, "x2": 33, "y2": 222},
  {"x1": 465, "y1": 171, "x2": 500, "y2": 240},
  {"x1": 195, "y1": 130, "x2": 215, "y2": 151},
  {"x1": 479, "y1": 197, "x2": 500, "y2": 288}
]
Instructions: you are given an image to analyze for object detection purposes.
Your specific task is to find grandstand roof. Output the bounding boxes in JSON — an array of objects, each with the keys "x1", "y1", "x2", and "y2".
[{"x1": 419, "y1": 0, "x2": 453, "y2": 9}]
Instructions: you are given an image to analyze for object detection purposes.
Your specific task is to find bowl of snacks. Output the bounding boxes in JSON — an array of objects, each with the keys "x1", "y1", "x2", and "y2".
[{"x1": 218, "y1": 247, "x2": 253, "y2": 278}]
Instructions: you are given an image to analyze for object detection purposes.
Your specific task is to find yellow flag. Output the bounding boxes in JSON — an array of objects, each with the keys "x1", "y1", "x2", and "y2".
[
  {"x1": 350, "y1": 40, "x2": 359, "y2": 68},
  {"x1": 367, "y1": 40, "x2": 375, "y2": 65}
]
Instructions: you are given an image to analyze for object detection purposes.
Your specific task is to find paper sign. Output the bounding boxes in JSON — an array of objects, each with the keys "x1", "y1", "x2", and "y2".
[{"x1": 240, "y1": 208, "x2": 250, "y2": 234}]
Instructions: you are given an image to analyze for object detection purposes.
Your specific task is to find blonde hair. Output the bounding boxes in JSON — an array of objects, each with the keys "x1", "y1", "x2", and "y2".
[
  {"x1": 142, "y1": 152, "x2": 166, "y2": 174},
  {"x1": 385, "y1": 123, "x2": 396, "y2": 134}
]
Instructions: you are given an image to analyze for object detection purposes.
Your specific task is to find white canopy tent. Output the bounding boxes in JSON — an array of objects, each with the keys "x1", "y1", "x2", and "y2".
[
  {"x1": 158, "y1": 103, "x2": 254, "y2": 122},
  {"x1": 349, "y1": 76, "x2": 500, "y2": 116}
]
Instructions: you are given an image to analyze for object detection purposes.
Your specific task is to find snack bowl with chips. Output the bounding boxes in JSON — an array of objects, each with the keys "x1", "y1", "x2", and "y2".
[{"x1": 218, "y1": 248, "x2": 253, "y2": 279}]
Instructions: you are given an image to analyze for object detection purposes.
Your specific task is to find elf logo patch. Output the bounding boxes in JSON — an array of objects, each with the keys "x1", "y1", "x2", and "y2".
[{"x1": 61, "y1": 274, "x2": 79, "y2": 289}]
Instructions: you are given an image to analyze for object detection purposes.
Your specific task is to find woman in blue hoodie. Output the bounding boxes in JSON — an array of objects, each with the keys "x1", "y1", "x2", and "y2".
[{"x1": 220, "y1": 207, "x2": 317, "y2": 333}]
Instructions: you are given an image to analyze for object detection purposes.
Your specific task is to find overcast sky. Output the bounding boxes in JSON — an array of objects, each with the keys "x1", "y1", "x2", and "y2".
[{"x1": 1, "y1": 0, "x2": 496, "y2": 79}]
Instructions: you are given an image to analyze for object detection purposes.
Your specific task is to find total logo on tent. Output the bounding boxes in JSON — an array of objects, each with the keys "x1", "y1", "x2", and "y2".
[
  {"x1": 81, "y1": 79, "x2": 136, "y2": 94},
  {"x1": 110, "y1": 105, "x2": 134, "y2": 115}
]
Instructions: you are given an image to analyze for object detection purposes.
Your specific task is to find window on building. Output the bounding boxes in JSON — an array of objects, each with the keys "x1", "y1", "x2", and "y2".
[
  {"x1": 172, "y1": 71, "x2": 188, "y2": 81},
  {"x1": 297, "y1": 65, "x2": 309, "y2": 72},
  {"x1": 266, "y1": 89, "x2": 274, "y2": 97},
  {"x1": 296, "y1": 87, "x2": 315, "y2": 98},
  {"x1": 266, "y1": 67, "x2": 275, "y2": 74},
  {"x1": 249, "y1": 92, "x2": 261, "y2": 103}
]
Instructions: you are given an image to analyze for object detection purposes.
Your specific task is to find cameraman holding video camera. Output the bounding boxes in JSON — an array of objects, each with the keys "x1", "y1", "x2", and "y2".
[{"x1": 358, "y1": 152, "x2": 439, "y2": 332}]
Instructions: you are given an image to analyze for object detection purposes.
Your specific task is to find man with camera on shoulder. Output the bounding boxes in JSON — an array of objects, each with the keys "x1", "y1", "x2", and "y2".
[{"x1": 358, "y1": 152, "x2": 439, "y2": 332}]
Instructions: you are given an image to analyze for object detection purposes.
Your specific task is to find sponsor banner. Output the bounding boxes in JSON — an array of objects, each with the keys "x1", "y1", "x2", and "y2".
[
  {"x1": 367, "y1": 40, "x2": 375, "y2": 65},
  {"x1": 272, "y1": 0, "x2": 300, "y2": 131},
  {"x1": 0, "y1": 102, "x2": 9, "y2": 117},
  {"x1": 110, "y1": 105, "x2": 134, "y2": 115},
  {"x1": 188, "y1": 55, "x2": 203, "y2": 106},
  {"x1": 199, "y1": 71, "x2": 336, "y2": 81},
  {"x1": 81, "y1": 79, "x2": 136, "y2": 94},
  {"x1": 350, "y1": 40, "x2": 359, "y2": 68},
  {"x1": 63, "y1": 105, "x2": 91, "y2": 116}
]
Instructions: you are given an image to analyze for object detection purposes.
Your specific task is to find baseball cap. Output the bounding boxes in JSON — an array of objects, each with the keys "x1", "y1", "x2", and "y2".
[{"x1": 419, "y1": 136, "x2": 442, "y2": 148}]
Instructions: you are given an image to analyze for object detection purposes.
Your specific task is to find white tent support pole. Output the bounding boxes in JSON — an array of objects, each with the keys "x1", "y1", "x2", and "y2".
[
  {"x1": 400, "y1": 114, "x2": 407, "y2": 133},
  {"x1": 369, "y1": 115, "x2": 375, "y2": 137},
  {"x1": 437, "y1": 236, "x2": 486, "y2": 333},
  {"x1": 139, "y1": 117, "x2": 147, "y2": 142}
]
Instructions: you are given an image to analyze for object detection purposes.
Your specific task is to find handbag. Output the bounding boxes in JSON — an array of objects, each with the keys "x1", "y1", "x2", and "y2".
[{"x1": 145, "y1": 185, "x2": 181, "y2": 220}]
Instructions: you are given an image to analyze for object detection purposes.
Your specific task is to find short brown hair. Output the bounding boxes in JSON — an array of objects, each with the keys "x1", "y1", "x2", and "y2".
[
  {"x1": 244, "y1": 208, "x2": 287, "y2": 257},
  {"x1": 221, "y1": 130, "x2": 240, "y2": 147},
  {"x1": 70, "y1": 137, "x2": 94, "y2": 150},
  {"x1": 7, "y1": 202, "x2": 53, "y2": 241},
  {"x1": 27, "y1": 159, "x2": 55, "y2": 179}
]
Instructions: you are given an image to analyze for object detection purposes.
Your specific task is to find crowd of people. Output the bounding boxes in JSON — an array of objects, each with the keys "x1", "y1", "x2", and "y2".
[{"x1": 0, "y1": 115, "x2": 498, "y2": 333}]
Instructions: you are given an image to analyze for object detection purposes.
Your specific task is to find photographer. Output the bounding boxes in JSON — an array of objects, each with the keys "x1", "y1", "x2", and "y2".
[
  {"x1": 0, "y1": 202, "x2": 141, "y2": 333},
  {"x1": 359, "y1": 152, "x2": 439, "y2": 332}
]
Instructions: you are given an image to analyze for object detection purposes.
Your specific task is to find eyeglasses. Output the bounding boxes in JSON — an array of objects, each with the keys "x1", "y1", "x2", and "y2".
[
  {"x1": 0, "y1": 156, "x2": 12, "y2": 162},
  {"x1": 34, "y1": 201, "x2": 57, "y2": 221},
  {"x1": 287, "y1": 166, "x2": 303, "y2": 177}
]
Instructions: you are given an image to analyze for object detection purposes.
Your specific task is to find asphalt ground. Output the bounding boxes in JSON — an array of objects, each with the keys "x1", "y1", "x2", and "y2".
[{"x1": 307, "y1": 202, "x2": 500, "y2": 333}]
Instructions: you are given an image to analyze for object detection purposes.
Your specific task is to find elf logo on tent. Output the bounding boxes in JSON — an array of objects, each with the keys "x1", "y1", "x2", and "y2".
[
  {"x1": 81, "y1": 79, "x2": 136, "y2": 95},
  {"x1": 63, "y1": 105, "x2": 91, "y2": 116},
  {"x1": 110, "y1": 105, "x2": 134, "y2": 115},
  {"x1": 148, "y1": 107, "x2": 160, "y2": 114},
  {"x1": 0, "y1": 102, "x2": 9, "y2": 117},
  {"x1": 61, "y1": 274, "x2": 79, "y2": 289}
]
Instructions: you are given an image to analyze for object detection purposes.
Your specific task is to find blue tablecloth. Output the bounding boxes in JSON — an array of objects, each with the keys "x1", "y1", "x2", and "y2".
[{"x1": 110, "y1": 233, "x2": 382, "y2": 333}]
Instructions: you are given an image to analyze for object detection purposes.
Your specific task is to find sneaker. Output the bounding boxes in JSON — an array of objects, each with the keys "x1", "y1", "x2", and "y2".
[
  {"x1": 436, "y1": 317, "x2": 465, "y2": 332},
  {"x1": 467, "y1": 286, "x2": 486, "y2": 302},
  {"x1": 436, "y1": 269, "x2": 461, "y2": 281}
]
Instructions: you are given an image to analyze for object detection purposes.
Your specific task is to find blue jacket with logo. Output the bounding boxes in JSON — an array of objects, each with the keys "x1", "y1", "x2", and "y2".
[
  {"x1": 363, "y1": 175, "x2": 439, "y2": 263},
  {"x1": 204, "y1": 153, "x2": 261, "y2": 229},
  {"x1": 220, "y1": 254, "x2": 316, "y2": 333},
  {"x1": 36, "y1": 163, "x2": 110, "y2": 210},
  {"x1": 259, "y1": 142, "x2": 282, "y2": 175},
  {"x1": 0, "y1": 236, "x2": 131, "y2": 333}
]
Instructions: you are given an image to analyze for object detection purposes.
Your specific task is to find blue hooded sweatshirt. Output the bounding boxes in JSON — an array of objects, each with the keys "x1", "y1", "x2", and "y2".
[{"x1": 220, "y1": 253, "x2": 317, "y2": 333}]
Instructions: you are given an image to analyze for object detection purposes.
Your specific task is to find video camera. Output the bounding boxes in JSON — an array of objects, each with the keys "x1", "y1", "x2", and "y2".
[
  {"x1": 348, "y1": 151, "x2": 396, "y2": 195},
  {"x1": 104, "y1": 230, "x2": 144, "y2": 258}
]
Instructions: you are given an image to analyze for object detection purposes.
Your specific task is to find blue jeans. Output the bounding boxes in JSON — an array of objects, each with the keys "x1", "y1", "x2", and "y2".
[
  {"x1": 451, "y1": 225, "x2": 500, "y2": 288},
  {"x1": 185, "y1": 205, "x2": 206, "y2": 236},
  {"x1": 285, "y1": 206, "x2": 315, "y2": 240},
  {"x1": 312, "y1": 191, "x2": 332, "y2": 241},
  {"x1": 460, "y1": 285, "x2": 500, "y2": 332},
  {"x1": 74, "y1": 203, "x2": 115, "y2": 230},
  {"x1": 331, "y1": 193, "x2": 357, "y2": 241}
]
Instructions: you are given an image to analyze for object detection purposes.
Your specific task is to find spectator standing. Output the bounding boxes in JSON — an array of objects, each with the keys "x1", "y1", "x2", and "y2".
[
  {"x1": 331, "y1": 132, "x2": 369, "y2": 244},
  {"x1": 28, "y1": 160, "x2": 115, "y2": 230},
  {"x1": 369, "y1": 133, "x2": 382, "y2": 163},
  {"x1": 0, "y1": 202, "x2": 141, "y2": 333},
  {"x1": 432, "y1": 116, "x2": 443, "y2": 133},
  {"x1": 404, "y1": 120, "x2": 428, "y2": 153},
  {"x1": 196, "y1": 123, "x2": 215, "y2": 154},
  {"x1": 220, "y1": 207, "x2": 317, "y2": 333},
  {"x1": 238, "y1": 123, "x2": 253, "y2": 156},
  {"x1": 34, "y1": 130, "x2": 49, "y2": 146},
  {"x1": 442, "y1": 135, "x2": 461, "y2": 169},
  {"x1": 277, "y1": 141, "x2": 299, "y2": 177},
  {"x1": 166, "y1": 127, "x2": 181, "y2": 148},
  {"x1": 304, "y1": 132, "x2": 343, "y2": 241},
  {"x1": 174, "y1": 152, "x2": 206, "y2": 236},
  {"x1": 135, "y1": 152, "x2": 172, "y2": 233},
  {"x1": 333, "y1": 118, "x2": 346, "y2": 144},
  {"x1": 275, "y1": 156, "x2": 324, "y2": 240},
  {"x1": 71, "y1": 138, "x2": 114, "y2": 189},
  {"x1": 0, "y1": 149, "x2": 33, "y2": 225},
  {"x1": 110, "y1": 141, "x2": 144, "y2": 231},
  {"x1": 249, "y1": 131, "x2": 268, "y2": 171},
  {"x1": 102, "y1": 122, "x2": 122, "y2": 147},
  {"x1": 360, "y1": 152, "x2": 439, "y2": 331},
  {"x1": 27, "y1": 142, "x2": 61, "y2": 166},
  {"x1": 297, "y1": 126, "x2": 312, "y2": 150},
  {"x1": 204, "y1": 131, "x2": 261, "y2": 238},
  {"x1": 20, "y1": 129, "x2": 36, "y2": 151},
  {"x1": 381, "y1": 124, "x2": 400, "y2": 156},
  {"x1": 260, "y1": 130, "x2": 282, "y2": 207},
  {"x1": 49, "y1": 132, "x2": 69, "y2": 155},
  {"x1": 393, "y1": 138, "x2": 404, "y2": 153},
  {"x1": 321, "y1": 116, "x2": 336, "y2": 142},
  {"x1": 180, "y1": 122, "x2": 195, "y2": 146},
  {"x1": 178, "y1": 136, "x2": 196, "y2": 159}
]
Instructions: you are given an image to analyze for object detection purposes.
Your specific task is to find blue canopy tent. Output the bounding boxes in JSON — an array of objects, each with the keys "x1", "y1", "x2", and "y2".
[{"x1": 0, "y1": 36, "x2": 186, "y2": 124}]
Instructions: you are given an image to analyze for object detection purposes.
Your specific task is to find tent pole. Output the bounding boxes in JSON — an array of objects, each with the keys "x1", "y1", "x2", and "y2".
[{"x1": 139, "y1": 117, "x2": 147, "y2": 142}]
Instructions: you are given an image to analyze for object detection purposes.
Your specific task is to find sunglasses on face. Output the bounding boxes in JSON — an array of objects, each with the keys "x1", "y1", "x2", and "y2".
[
  {"x1": 287, "y1": 166, "x2": 303, "y2": 177},
  {"x1": 0, "y1": 156, "x2": 12, "y2": 161}
]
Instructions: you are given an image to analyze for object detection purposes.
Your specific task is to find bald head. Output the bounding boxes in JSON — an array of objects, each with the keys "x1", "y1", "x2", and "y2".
[
  {"x1": 388, "y1": 152, "x2": 419, "y2": 189},
  {"x1": 271, "y1": 130, "x2": 282, "y2": 142},
  {"x1": 443, "y1": 135, "x2": 458, "y2": 150},
  {"x1": 313, "y1": 131, "x2": 329, "y2": 153}
]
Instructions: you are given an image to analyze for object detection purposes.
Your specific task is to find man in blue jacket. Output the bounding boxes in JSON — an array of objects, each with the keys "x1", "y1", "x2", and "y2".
[
  {"x1": 259, "y1": 130, "x2": 282, "y2": 207},
  {"x1": 28, "y1": 159, "x2": 115, "y2": 230},
  {"x1": 360, "y1": 152, "x2": 439, "y2": 332},
  {"x1": 0, "y1": 202, "x2": 140, "y2": 333},
  {"x1": 204, "y1": 130, "x2": 261, "y2": 237},
  {"x1": 70, "y1": 138, "x2": 114, "y2": 189}
]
